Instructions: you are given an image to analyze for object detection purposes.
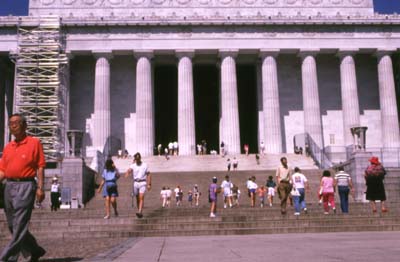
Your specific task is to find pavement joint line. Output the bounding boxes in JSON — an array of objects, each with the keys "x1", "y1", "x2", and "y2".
[
  {"x1": 157, "y1": 237, "x2": 166, "y2": 262},
  {"x1": 83, "y1": 237, "x2": 142, "y2": 262}
]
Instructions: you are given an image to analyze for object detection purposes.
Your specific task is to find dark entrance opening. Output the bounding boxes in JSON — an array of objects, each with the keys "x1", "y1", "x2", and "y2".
[
  {"x1": 193, "y1": 65, "x2": 220, "y2": 154},
  {"x1": 237, "y1": 64, "x2": 258, "y2": 154},
  {"x1": 154, "y1": 65, "x2": 178, "y2": 153}
]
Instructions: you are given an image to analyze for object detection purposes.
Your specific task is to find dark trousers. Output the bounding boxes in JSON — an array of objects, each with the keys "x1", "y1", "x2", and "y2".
[
  {"x1": 51, "y1": 192, "x2": 60, "y2": 211},
  {"x1": 0, "y1": 181, "x2": 44, "y2": 262},
  {"x1": 278, "y1": 181, "x2": 291, "y2": 213},
  {"x1": 338, "y1": 186, "x2": 350, "y2": 213}
]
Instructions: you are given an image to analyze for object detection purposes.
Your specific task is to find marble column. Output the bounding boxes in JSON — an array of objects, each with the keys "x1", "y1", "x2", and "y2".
[
  {"x1": 300, "y1": 51, "x2": 323, "y2": 148},
  {"x1": 135, "y1": 51, "x2": 154, "y2": 156},
  {"x1": 260, "y1": 50, "x2": 282, "y2": 153},
  {"x1": 177, "y1": 50, "x2": 196, "y2": 155},
  {"x1": 338, "y1": 51, "x2": 360, "y2": 146},
  {"x1": 93, "y1": 52, "x2": 112, "y2": 154},
  {"x1": 220, "y1": 50, "x2": 240, "y2": 154},
  {"x1": 376, "y1": 51, "x2": 400, "y2": 148},
  {"x1": 64, "y1": 53, "x2": 73, "y2": 157}
]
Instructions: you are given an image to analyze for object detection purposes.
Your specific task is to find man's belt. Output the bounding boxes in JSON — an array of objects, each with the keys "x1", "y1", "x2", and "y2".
[
  {"x1": 134, "y1": 179, "x2": 146, "y2": 182},
  {"x1": 280, "y1": 180, "x2": 290, "y2": 183},
  {"x1": 7, "y1": 177, "x2": 36, "y2": 182}
]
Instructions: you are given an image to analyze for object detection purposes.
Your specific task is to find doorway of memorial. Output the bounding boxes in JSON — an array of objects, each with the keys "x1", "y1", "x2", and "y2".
[
  {"x1": 154, "y1": 65, "x2": 178, "y2": 155},
  {"x1": 193, "y1": 65, "x2": 220, "y2": 155},
  {"x1": 237, "y1": 64, "x2": 258, "y2": 154}
]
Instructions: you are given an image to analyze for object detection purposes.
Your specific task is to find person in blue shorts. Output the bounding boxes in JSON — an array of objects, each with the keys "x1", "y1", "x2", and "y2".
[{"x1": 98, "y1": 159, "x2": 120, "y2": 219}]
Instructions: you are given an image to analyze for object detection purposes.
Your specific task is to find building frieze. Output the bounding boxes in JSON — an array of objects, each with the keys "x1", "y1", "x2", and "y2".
[
  {"x1": 35, "y1": 0, "x2": 372, "y2": 7},
  {"x1": 30, "y1": 0, "x2": 374, "y2": 17}
]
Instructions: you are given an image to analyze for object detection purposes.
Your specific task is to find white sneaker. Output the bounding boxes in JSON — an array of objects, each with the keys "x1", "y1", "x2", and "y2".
[
  {"x1": 294, "y1": 212, "x2": 300, "y2": 216},
  {"x1": 210, "y1": 213, "x2": 216, "y2": 218},
  {"x1": 224, "y1": 204, "x2": 227, "y2": 209},
  {"x1": 269, "y1": 203, "x2": 272, "y2": 207}
]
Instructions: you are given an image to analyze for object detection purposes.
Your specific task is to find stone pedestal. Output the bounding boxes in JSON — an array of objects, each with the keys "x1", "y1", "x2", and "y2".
[
  {"x1": 61, "y1": 158, "x2": 84, "y2": 208},
  {"x1": 349, "y1": 151, "x2": 372, "y2": 202},
  {"x1": 350, "y1": 126, "x2": 368, "y2": 151}
]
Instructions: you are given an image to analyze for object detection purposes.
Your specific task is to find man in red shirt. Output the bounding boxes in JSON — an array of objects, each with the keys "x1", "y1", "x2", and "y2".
[{"x1": 0, "y1": 113, "x2": 46, "y2": 262}]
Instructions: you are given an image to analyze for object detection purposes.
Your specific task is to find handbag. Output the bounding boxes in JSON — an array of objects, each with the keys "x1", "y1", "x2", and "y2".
[{"x1": 291, "y1": 187, "x2": 300, "y2": 196}]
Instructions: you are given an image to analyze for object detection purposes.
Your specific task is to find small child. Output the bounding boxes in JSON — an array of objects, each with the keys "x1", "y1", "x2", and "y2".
[
  {"x1": 266, "y1": 176, "x2": 276, "y2": 207},
  {"x1": 257, "y1": 185, "x2": 267, "y2": 207},
  {"x1": 188, "y1": 190, "x2": 193, "y2": 206},
  {"x1": 160, "y1": 186, "x2": 168, "y2": 208}
]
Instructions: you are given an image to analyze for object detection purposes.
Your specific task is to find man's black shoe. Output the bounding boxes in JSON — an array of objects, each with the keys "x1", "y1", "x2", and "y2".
[{"x1": 30, "y1": 247, "x2": 46, "y2": 262}]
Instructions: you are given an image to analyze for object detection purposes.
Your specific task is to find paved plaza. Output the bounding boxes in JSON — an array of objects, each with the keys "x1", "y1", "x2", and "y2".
[{"x1": 87, "y1": 231, "x2": 400, "y2": 262}]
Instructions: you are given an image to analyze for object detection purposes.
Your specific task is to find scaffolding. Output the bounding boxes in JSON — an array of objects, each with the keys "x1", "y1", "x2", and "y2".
[{"x1": 13, "y1": 16, "x2": 68, "y2": 162}]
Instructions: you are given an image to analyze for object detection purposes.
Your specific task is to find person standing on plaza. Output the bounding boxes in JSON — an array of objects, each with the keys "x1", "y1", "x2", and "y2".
[
  {"x1": 50, "y1": 176, "x2": 61, "y2": 211},
  {"x1": 0, "y1": 113, "x2": 46, "y2": 262},
  {"x1": 220, "y1": 141, "x2": 225, "y2": 157},
  {"x1": 334, "y1": 166, "x2": 354, "y2": 214},
  {"x1": 97, "y1": 159, "x2": 120, "y2": 219},
  {"x1": 260, "y1": 141, "x2": 265, "y2": 155},
  {"x1": 276, "y1": 157, "x2": 292, "y2": 214},
  {"x1": 125, "y1": 152, "x2": 151, "y2": 218},
  {"x1": 320, "y1": 170, "x2": 336, "y2": 214},
  {"x1": 291, "y1": 167, "x2": 309, "y2": 215},
  {"x1": 266, "y1": 176, "x2": 276, "y2": 207},
  {"x1": 232, "y1": 157, "x2": 239, "y2": 170},
  {"x1": 209, "y1": 176, "x2": 220, "y2": 217},
  {"x1": 244, "y1": 144, "x2": 249, "y2": 156},
  {"x1": 221, "y1": 175, "x2": 233, "y2": 208},
  {"x1": 365, "y1": 157, "x2": 388, "y2": 213}
]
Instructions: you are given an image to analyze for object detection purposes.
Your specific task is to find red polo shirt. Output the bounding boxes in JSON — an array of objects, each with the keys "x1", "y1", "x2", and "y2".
[{"x1": 0, "y1": 136, "x2": 46, "y2": 179}]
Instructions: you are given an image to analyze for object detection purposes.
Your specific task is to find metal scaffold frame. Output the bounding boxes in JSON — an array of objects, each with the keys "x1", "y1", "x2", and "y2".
[{"x1": 12, "y1": 16, "x2": 68, "y2": 162}]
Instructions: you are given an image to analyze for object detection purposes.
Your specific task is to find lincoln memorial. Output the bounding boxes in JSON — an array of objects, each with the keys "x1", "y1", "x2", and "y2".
[{"x1": 0, "y1": 0, "x2": 399, "y2": 163}]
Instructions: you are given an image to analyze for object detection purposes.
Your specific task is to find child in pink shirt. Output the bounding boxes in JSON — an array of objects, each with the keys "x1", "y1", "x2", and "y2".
[{"x1": 320, "y1": 170, "x2": 336, "y2": 214}]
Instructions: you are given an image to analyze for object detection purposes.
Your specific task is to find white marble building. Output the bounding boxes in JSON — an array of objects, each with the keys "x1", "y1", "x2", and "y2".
[{"x1": 0, "y1": 0, "x2": 399, "y2": 162}]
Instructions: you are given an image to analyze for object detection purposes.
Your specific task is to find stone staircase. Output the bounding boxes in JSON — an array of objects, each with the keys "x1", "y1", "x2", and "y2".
[{"x1": 112, "y1": 153, "x2": 317, "y2": 173}]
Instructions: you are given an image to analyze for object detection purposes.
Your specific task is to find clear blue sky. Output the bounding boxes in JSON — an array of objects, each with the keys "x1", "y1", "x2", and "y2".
[{"x1": 0, "y1": 0, "x2": 400, "y2": 15}]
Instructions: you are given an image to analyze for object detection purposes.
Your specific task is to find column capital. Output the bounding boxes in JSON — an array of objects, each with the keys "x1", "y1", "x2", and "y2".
[
  {"x1": 375, "y1": 49, "x2": 396, "y2": 59},
  {"x1": 176, "y1": 50, "x2": 195, "y2": 59},
  {"x1": 92, "y1": 50, "x2": 113, "y2": 60},
  {"x1": 134, "y1": 50, "x2": 154, "y2": 59},
  {"x1": 259, "y1": 49, "x2": 280, "y2": 59},
  {"x1": 219, "y1": 49, "x2": 239, "y2": 59},
  {"x1": 298, "y1": 49, "x2": 320, "y2": 59},
  {"x1": 336, "y1": 49, "x2": 359, "y2": 59}
]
